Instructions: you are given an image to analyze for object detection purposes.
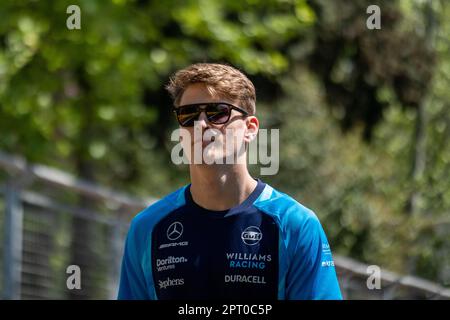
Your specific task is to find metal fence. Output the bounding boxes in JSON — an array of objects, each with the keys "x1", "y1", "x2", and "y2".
[
  {"x1": 0, "y1": 151, "x2": 154, "y2": 299},
  {"x1": 0, "y1": 151, "x2": 449, "y2": 300}
]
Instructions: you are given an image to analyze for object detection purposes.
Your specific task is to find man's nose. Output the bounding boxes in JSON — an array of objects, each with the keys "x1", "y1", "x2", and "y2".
[{"x1": 195, "y1": 111, "x2": 209, "y2": 128}]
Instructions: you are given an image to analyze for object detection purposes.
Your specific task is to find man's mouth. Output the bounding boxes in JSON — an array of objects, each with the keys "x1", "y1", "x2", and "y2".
[
  {"x1": 201, "y1": 131, "x2": 218, "y2": 143},
  {"x1": 191, "y1": 129, "x2": 220, "y2": 147},
  {"x1": 202, "y1": 135, "x2": 214, "y2": 147}
]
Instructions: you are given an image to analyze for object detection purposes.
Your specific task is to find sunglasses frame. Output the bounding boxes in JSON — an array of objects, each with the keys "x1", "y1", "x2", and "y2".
[{"x1": 172, "y1": 102, "x2": 249, "y2": 127}]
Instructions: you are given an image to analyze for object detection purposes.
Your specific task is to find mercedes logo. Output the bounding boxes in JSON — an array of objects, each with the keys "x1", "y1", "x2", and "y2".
[{"x1": 167, "y1": 221, "x2": 183, "y2": 241}]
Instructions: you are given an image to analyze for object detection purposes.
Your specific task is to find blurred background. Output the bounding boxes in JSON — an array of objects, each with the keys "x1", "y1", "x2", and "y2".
[{"x1": 0, "y1": 0, "x2": 449, "y2": 299}]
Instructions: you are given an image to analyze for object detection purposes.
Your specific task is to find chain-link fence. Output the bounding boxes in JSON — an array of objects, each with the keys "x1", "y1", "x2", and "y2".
[{"x1": 0, "y1": 151, "x2": 449, "y2": 300}]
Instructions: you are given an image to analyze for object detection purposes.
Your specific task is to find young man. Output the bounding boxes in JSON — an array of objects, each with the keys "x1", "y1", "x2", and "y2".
[{"x1": 117, "y1": 63, "x2": 342, "y2": 300}]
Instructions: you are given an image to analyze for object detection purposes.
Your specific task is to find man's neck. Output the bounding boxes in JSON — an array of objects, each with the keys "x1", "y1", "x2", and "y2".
[{"x1": 189, "y1": 164, "x2": 258, "y2": 211}]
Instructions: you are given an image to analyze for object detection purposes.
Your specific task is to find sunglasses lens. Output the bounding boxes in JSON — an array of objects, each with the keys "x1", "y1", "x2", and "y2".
[
  {"x1": 177, "y1": 106, "x2": 199, "y2": 127},
  {"x1": 206, "y1": 104, "x2": 230, "y2": 124},
  {"x1": 176, "y1": 103, "x2": 233, "y2": 126}
]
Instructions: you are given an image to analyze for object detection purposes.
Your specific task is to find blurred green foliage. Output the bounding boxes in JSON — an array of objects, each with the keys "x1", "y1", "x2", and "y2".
[{"x1": 0, "y1": 0, "x2": 449, "y2": 288}]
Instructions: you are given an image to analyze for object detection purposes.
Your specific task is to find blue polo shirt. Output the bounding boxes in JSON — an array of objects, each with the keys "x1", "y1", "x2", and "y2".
[{"x1": 118, "y1": 179, "x2": 342, "y2": 300}]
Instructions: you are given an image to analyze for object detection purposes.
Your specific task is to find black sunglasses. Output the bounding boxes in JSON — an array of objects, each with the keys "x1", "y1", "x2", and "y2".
[{"x1": 172, "y1": 102, "x2": 249, "y2": 127}]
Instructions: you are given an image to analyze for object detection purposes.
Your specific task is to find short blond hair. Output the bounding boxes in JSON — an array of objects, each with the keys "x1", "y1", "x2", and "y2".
[{"x1": 166, "y1": 63, "x2": 256, "y2": 115}]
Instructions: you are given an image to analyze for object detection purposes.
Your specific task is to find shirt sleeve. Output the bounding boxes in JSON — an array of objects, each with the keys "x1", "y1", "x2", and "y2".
[
  {"x1": 117, "y1": 221, "x2": 151, "y2": 300},
  {"x1": 285, "y1": 214, "x2": 343, "y2": 300}
]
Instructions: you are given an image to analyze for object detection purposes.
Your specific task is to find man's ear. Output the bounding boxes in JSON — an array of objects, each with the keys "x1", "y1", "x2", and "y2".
[{"x1": 244, "y1": 116, "x2": 259, "y2": 143}]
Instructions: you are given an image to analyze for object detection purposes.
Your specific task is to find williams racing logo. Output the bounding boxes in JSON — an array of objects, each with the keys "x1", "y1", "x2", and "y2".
[
  {"x1": 226, "y1": 252, "x2": 271, "y2": 270},
  {"x1": 241, "y1": 226, "x2": 263, "y2": 245}
]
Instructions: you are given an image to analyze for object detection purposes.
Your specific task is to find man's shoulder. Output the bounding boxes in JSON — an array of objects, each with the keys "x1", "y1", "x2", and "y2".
[
  {"x1": 254, "y1": 183, "x2": 320, "y2": 228},
  {"x1": 130, "y1": 185, "x2": 188, "y2": 231}
]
